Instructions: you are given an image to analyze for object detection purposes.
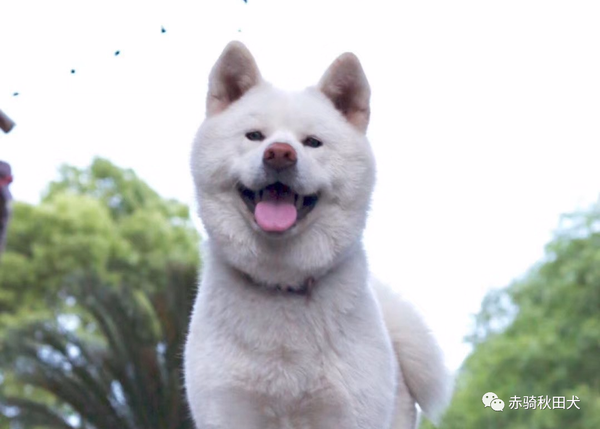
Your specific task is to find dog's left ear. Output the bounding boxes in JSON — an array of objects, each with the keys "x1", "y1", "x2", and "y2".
[
  {"x1": 206, "y1": 41, "x2": 262, "y2": 116},
  {"x1": 318, "y1": 53, "x2": 371, "y2": 133}
]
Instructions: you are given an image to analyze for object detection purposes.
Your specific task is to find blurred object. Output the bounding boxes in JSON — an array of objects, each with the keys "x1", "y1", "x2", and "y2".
[
  {"x1": 0, "y1": 161, "x2": 13, "y2": 254},
  {"x1": 0, "y1": 109, "x2": 15, "y2": 133}
]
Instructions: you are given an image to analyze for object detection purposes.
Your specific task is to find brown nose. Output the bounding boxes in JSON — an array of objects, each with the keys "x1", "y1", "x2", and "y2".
[{"x1": 263, "y1": 143, "x2": 297, "y2": 171}]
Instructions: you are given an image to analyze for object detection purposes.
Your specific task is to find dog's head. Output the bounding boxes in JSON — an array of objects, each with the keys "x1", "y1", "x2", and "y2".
[{"x1": 191, "y1": 42, "x2": 375, "y2": 285}]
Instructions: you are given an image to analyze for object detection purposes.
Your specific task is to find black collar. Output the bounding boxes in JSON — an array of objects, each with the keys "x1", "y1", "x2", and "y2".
[{"x1": 240, "y1": 272, "x2": 316, "y2": 298}]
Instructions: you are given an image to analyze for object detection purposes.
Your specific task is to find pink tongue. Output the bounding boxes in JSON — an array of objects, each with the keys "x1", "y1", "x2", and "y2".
[{"x1": 255, "y1": 201, "x2": 298, "y2": 232}]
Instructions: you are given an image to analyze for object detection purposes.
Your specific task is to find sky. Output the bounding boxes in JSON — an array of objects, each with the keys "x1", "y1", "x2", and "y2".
[{"x1": 1, "y1": 0, "x2": 599, "y2": 370}]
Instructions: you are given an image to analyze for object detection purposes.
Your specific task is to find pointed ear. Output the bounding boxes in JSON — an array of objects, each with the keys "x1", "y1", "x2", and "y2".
[
  {"x1": 206, "y1": 41, "x2": 262, "y2": 116},
  {"x1": 318, "y1": 53, "x2": 371, "y2": 132}
]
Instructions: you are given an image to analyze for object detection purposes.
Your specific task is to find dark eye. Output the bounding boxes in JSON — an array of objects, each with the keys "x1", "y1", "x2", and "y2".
[
  {"x1": 303, "y1": 136, "x2": 322, "y2": 148},
  {"x1": 245, "y1": 131, "x2": 265, "y2": 141}
]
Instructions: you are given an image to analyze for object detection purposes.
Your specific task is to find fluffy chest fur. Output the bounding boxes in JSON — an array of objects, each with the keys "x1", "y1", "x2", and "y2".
[{"x1": 184, "y1": 246, "x2": 397, "y2": 426}]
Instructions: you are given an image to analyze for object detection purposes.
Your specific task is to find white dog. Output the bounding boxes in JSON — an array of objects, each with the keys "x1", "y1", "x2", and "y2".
[{"x1": 184, "y1": 41, "x2": 451, "y2": 429}]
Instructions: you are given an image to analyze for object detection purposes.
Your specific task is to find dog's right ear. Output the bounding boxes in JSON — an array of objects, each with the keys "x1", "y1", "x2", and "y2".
[
  {"x1": 206, "y1": 41, "x2": 262, "y2": 116},
  {"x1": 318, "y1": 53, "x2": 371, "y2": 133}
]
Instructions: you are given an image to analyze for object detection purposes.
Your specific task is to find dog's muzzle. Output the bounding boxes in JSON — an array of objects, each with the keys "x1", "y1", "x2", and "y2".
[{"x1": 238, "y1": 182, "x2": 318, "y2": 233}]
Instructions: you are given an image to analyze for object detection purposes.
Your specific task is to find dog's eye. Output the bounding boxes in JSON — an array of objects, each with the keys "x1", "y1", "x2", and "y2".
[
  {"x1": 303, "y1": 136, "x2": 323, "y2": 148},
  {"x1": 245, "y1": 131, "x2": 265, "y2": 141}
]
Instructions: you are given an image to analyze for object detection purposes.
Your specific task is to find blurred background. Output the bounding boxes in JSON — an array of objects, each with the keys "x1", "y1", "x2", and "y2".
[{"x1": 1, "y1": 0, "x2": 599, "y2": 428}]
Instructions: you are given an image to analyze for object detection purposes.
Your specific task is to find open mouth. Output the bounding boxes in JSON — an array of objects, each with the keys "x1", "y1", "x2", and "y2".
[{"x1": 238, "y1": 182, "x2": 319, "y2": 233}]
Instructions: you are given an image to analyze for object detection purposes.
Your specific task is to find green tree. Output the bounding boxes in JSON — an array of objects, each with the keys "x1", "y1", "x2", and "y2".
[
  {"x1": 0, "y1": 158, "x2": 199, "y2": 327},
  {"x1": 1, "y1": 269, "x2": 196, "y2": 429},
  {"x1": 427, "y1": 200, "x2": 600, "y2": 428},
  {"x1": 0, "y1": 158, "x2": 200, "y2": 428}
]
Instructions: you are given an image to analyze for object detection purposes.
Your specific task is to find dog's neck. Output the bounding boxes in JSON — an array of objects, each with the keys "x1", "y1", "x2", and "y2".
[
  {"x1": 206, "y1": 238, "x2": 365, "y2": 299},
  {"x1": 239, "y1": 270, "x2": 316, "y2": 298}
]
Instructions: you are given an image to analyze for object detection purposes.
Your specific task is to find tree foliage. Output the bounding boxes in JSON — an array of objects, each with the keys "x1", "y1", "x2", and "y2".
[
  {"x1": 1, "y1": 270, "x2": 196, "y2": 429},
  {"x1": 0, "y1": 158, "x2": 200, "y2": 428},
  {"x1": 427, "y1": 199, "x2": 600, "y2": 428},
  {"x1": 0, "y1": 158, "x2": 199, "y2": 326}
]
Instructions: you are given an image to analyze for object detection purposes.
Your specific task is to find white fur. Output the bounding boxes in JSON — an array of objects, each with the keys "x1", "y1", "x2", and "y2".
[{"x1": 185, "y1": 41, "x2": 451, "y2": 429}]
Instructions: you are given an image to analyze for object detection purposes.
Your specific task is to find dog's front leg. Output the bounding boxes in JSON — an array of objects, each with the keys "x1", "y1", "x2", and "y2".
[
  {"x1": 189, "y1": 388, "x2": 268, "y2": 429},
  {"x1": 293, "y1": 391, "x2": 366, "y2": 429},
  {"x1": 304, "y1": 406, "x2": 357, "y2": 429}
]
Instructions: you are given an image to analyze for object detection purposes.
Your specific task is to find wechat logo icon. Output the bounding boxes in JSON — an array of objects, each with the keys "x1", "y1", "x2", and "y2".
[{"x1": 483, "y1": 392, "x2": 504, "y2": 412}]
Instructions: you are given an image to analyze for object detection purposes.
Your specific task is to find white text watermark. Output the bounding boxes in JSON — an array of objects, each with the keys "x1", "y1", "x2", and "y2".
[{"x1": 482, "y1": 392, "x2": 580, "y2": 412}]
